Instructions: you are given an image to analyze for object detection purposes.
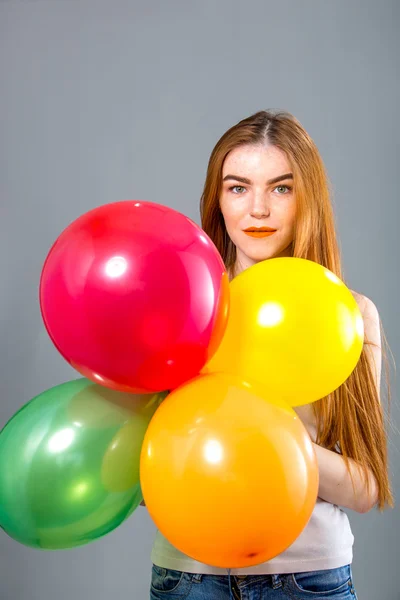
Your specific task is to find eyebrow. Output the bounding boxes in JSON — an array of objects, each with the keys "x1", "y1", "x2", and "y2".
[{"x1": 222, "y1": 173, "x2": 293, "y2": 185}]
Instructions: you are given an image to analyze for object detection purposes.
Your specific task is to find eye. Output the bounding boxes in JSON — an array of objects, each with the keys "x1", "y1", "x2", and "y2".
[
  {"x1": 228, "y1": 185, "x2": 246, "y2": 194},
  {"x1": 274, "y1": 185, "x2": 292, "y2": 194}
]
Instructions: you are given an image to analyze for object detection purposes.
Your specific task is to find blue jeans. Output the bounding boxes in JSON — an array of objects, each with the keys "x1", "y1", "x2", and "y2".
[{"x1": 150, "y1": 564, "x2": 358, "y2": 599}]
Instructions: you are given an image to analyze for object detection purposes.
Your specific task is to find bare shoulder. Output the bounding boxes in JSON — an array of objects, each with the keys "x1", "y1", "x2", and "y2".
[
  {"x1": 350, "y1": 290, "x2": 380, "y2": 322},
  {"x1": 350, "y1": 290, "x2": 381, "y2": 345},
  {"x1": 350, "y1": 289, "x2": 364, "y2": 307}
]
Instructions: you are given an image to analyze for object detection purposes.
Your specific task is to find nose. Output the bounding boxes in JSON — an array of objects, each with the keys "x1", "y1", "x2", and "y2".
[{"x1": 249, "y1": 191, "x2": 270, "y2": 219}]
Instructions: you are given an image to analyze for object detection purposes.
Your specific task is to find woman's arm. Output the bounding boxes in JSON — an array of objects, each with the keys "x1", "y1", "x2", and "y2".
[
  {"x1": 313, "y1": 295, "x2": 381, "y2": 514},
  {"x1": 312, "y1": 443, "x2": 378, "y2": 513}
]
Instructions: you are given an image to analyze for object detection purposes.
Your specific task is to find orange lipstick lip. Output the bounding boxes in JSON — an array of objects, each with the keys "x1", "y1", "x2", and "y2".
[{"x1": 244, "y1": 230, "x2": 276, "y2": 238}]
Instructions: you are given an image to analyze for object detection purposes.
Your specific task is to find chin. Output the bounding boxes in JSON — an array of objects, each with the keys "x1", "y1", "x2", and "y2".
[
  {"x1": 246, "y1": 243, "x2": 292, "y2": 262},
  {"x1": 248, "y1": 250, "x2": 277, "y2": 262},
  {"x1": 234, "y1": 235, "x2": 294, "y2": 265}
]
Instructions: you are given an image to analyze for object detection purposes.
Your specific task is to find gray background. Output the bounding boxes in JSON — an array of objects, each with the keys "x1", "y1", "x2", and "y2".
[{"x1": 0, "y1": 1, "x2": 399, "y2": 599}]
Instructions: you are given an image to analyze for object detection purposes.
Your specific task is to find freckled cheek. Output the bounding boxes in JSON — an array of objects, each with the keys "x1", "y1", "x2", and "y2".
[
  {"x1": 288, "y1": 205, "x2": 297, "y2": 230},
  {"x1": 275, "y1": 199, "x2": 296, "y2": 228},
  {"x1": 220, "y1": 200, "x2": 248, "y2": 231}
]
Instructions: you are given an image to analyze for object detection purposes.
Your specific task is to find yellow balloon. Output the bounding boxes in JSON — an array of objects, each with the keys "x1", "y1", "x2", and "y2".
[{"x1": 204, "y1": 258, "x2": 364, "y2": 406}]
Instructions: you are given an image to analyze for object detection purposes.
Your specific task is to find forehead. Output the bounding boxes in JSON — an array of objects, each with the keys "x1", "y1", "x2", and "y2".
[{"x1": 222, "y1": 144, "x2": 291, "y2": 177}]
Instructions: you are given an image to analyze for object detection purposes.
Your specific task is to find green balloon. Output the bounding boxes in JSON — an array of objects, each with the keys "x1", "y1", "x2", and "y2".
[{"x1": 0, "y1": 378, "x2": 166, "y2": 549}]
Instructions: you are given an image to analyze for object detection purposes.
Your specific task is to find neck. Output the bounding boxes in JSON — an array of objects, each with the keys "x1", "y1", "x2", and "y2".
[{"x1": 231, "y1": 244, "x2": 294, "y2": 280}]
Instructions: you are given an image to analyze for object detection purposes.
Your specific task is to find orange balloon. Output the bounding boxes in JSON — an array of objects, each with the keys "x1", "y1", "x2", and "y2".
[{"x1": 140, "y1": 373, "x2": 319, "y2": 569}]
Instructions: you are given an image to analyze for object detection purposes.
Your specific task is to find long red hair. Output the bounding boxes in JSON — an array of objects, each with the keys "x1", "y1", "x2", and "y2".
[{"x1": 200, "y1": 109, "x2": 393, "y2": 510}]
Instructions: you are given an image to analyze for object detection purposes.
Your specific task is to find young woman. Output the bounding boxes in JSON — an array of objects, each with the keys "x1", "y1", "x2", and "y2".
[{"x1": 149, "y1": 110, "x2": 393, "y2": 599}]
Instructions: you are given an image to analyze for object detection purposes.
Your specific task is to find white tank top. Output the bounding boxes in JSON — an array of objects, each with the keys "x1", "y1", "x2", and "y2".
[{"x1": 150, "y1": 405, "x2": 354, "y2": 575}]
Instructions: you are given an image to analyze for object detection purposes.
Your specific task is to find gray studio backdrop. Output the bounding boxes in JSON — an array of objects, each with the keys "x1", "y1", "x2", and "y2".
[{"x1": 1, "y1": 1, "x2": 399, "y2": 599}]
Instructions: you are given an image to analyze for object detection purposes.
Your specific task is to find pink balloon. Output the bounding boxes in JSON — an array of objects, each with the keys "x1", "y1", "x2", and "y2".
[{"x1": 40, "y1": 201, "x2": 229, "y2": 393}]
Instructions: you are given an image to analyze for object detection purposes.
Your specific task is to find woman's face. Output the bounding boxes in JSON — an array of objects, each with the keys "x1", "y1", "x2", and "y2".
[{"x1": 220, "y1": 144, "x2": 296, "y2": 272}]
